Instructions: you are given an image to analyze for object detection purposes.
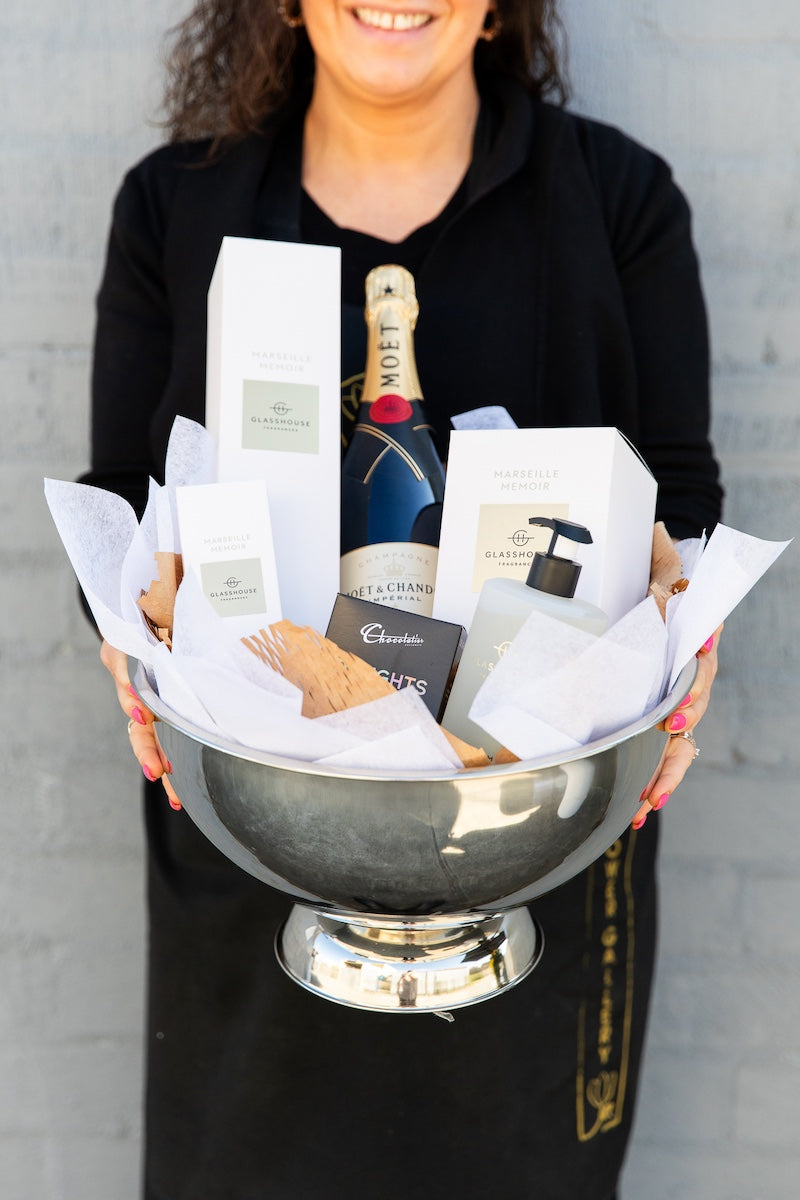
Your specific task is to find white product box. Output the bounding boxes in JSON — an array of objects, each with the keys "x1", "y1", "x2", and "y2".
[
  {"x1": 433, "y1": 427, "x2": 657, "y2": 630},
  {"x1": 176, "y1": 481, "x2": 283, "y2": 640},
  {"x1": 206, "y1": 236, "x2": 341, "y2": 630}
]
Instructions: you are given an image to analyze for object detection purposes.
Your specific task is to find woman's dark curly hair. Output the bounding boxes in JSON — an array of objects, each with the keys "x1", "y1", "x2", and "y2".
[{"x1": 163, "y1": 0, "x2": 568, "y2": 144}]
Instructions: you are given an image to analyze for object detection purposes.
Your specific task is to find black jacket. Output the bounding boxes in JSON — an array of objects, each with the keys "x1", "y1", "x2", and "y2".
[{"x1": 87, "y1": 76, "x2": 721, "y2": 537}]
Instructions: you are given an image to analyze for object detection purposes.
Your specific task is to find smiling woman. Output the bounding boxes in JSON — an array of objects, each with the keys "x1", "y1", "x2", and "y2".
[
  {"x1": 303, "y1": 0, "x2": 490, "y2": 105},
  {"x1": 84, "y1": 0, "x2": 722, "y2": 1196},
  {"x1": 162, "y1": 0, "x2": 567, "y2": 143},
  {"x1": 301, "y1": 0, "x2": 493, "y2": 237}
]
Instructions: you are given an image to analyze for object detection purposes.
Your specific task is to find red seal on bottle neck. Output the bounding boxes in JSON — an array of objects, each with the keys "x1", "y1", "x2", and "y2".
[{"x1": 370, "y1": 394, "x2": 413, "y2": 424}]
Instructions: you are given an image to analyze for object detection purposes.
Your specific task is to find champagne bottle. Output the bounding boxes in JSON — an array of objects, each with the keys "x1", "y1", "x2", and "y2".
[{"x1": 340, "y1": 264, "x2": 445, "y2": 616}]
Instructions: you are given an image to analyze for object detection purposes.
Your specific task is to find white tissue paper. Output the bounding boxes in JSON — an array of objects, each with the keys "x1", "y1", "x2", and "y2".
[
  {"x1": 468, "y1": 524, "x2": 789, "y2": 762},
  {"x1": 46, "y1": 413, "x2": 791, "y2": 772},
  {"x1": 451, "y1": 406, "x2": 520, "y2": 431},
  {"x1": 316, "y1": 689, "x2": 463, "y2": 772}
]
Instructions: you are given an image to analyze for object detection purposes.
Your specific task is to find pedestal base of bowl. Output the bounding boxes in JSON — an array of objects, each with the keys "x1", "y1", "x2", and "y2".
[{"x1": 276, "y1": 905, "x2": 544, "y2": 1014}]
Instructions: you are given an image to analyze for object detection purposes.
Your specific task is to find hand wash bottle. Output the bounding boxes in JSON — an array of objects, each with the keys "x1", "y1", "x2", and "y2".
[{"x1": 441, "y1": 517, "x2": 608, "y2": 757}]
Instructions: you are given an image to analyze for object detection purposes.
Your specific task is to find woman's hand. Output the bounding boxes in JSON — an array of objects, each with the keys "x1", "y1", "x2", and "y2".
[
  {"x1": 100, "y1": 640, "x2": 182, "y2": 810},
  {"x1": 631, "y1": 624, "x2": 722, "y2": 830}
]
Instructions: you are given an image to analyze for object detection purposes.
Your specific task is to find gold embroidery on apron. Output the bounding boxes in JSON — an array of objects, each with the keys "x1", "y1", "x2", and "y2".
[
  {"x1": 341, "y1": 372, "x2": 364, "y2": 449},
  {"x1": 576, "y1": 831, "x2": 638, "y2": 1141}
]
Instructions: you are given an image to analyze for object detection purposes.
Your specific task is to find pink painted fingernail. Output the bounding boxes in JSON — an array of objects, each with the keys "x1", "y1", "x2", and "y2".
[
  {"x1": 639, "y1": 788, "x2": 648, "y2": 803},
  {"x1": 142, "y1": 764, "x2": 157, "y2": 782},
  {"x1": 165, "y1": 760, "x2": 173, "y2": 775},
  {"x1": 679, "y1": 693, "x2": 693, "y2": 708},
  {"x1": 701, "y1": 635, "x2": 714, "y2": 653},
  {"x1": 632, "y1": 812, "x2": 648, "y2": 830},
  {"x1": 668, "y1": 712, "x2": 687, "y2": 732},
  {"x1": 128, "y1": 685, "x2": 137, "y2": 698},
  {"x1": 168, "y1": 796, "x2": 182, "y2": 811},
  {"x1": 131, "y1": 706, "x2": 146, "y2": 726},
  {"x1": 652, "y1": 792, "x2": 670, "y2": 811}
]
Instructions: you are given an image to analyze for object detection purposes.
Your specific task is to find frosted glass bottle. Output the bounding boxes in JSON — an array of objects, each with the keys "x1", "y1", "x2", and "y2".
[{"x1": 441, "y1": 518, "x2": 608, "y2": 757}]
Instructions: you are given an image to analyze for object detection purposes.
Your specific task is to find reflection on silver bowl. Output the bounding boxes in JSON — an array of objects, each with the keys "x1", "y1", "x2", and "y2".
[{"x1": 135, "y1": 664, "x2": 693, "y2": 1014}]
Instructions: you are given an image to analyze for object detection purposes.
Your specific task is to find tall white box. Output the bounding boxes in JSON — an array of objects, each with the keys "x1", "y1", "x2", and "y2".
[
  {"x1": 206, "y1": 236, "x2": 341, "y2": 631},
  {"x1": 433, "y1": 428, "x2": 657, "y2": 630}
]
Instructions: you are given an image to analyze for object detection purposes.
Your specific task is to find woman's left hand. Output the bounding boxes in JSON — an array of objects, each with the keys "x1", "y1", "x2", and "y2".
[{"x1": 631, "y1": 624, "x2": 722, "y2": 829}]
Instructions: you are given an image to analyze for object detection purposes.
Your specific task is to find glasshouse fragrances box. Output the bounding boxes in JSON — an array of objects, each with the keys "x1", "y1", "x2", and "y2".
[
  {"x1": 176, "y1": 480, "x2": 282, "y2": 640},
  {"x1": 206, "y1": 236, "x2": 341, "y2": 630},
  {"x1": 326, "y1": 594, "x2": 465, "y2": 720},
  {"x1": 433, "y1": 428, "x2": 657, "y2": 630}
]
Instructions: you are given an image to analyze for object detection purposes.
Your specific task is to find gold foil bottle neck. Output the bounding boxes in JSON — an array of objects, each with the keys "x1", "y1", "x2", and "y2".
[
  {"x1": 361, "y1": 264, "x2": 423, "y2": 403},
  {"x1": 365, "y1": 264, "x2": 419, "y2": 328}
]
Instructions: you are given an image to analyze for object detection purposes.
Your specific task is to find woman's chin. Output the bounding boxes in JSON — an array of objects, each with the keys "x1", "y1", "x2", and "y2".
[{"x1": 317, "y1": 56, "x2": 447, "y2": 109}]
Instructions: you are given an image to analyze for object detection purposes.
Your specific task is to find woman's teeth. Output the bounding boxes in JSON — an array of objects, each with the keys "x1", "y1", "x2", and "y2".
[{"x1": 354, "y1": 7, "x2": 433, "y2": 31}]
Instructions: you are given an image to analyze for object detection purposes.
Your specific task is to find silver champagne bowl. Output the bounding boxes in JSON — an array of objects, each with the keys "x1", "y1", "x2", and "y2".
[{"x1": 135, "y1": 664, "x2": 692, "y2": 1015}]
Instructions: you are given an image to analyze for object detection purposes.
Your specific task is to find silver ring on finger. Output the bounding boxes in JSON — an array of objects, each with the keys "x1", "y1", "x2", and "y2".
[
  {"x1": 670, "y1": 729, "x2": 699, "y2": 758},
  {"x1": 127, "y1": 718, "x2": 137, "y2": 735}
]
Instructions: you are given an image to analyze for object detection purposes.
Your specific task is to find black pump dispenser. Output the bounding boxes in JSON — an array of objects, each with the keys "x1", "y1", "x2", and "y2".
[{"x1": 525, "y1": 517, "x2": 593, "y2": 599}]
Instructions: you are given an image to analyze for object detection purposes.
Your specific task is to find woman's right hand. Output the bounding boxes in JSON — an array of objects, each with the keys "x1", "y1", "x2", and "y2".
[{"x1": 100, "y1": 640, "x2": 182, "y2": 810}]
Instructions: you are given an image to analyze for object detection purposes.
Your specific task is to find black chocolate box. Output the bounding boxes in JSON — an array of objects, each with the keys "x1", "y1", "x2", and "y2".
[{"x1": 325, "y1": 594, "x2": 466, "y2": 721}]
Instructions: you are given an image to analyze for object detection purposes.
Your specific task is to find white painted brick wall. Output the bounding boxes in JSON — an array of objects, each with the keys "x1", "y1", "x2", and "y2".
[
  {"x1": 1, "y1": 3, "x2": 177, "y2": 1195},
  {"x1": 2, "y1": 2, "x2": 798, "y2": 1197}
]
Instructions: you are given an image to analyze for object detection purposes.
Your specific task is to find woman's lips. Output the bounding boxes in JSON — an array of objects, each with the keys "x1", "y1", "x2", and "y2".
[{"x1": 352, "y1": 7, "x2": 434, "y2": 31}]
